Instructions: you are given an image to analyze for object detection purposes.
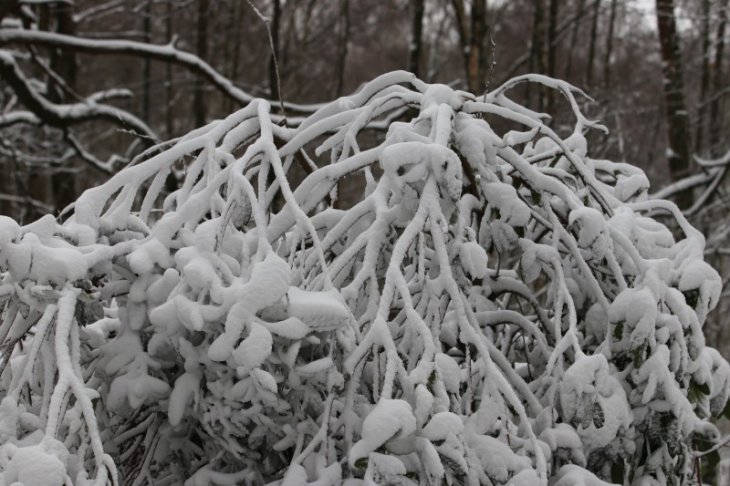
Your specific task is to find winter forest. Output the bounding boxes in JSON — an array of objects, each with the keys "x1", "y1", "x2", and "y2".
[{"x1": 3, "y1": 0, "x2": 730, "y2": 485}]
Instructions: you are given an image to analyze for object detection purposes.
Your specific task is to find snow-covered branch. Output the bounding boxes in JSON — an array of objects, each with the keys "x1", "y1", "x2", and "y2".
[
  {"x1": 0, "y1": 71, "x2": 728, "y2": 486},
  {"x1": 0, "y1": 28, "x2": 321, "y2": 114},
  {"x1": 0, "y1": 49, "x2": 154, "y2": 138}
]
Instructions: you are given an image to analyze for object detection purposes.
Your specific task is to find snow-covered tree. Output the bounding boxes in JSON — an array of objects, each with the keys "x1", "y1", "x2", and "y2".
[{"x1": 1, "y1": 71, "x2": 729, "y2": 485}]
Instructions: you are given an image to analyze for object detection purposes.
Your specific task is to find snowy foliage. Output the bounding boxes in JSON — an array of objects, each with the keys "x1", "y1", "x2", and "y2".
[{"x1": 0, "y1": 71, "x2": 728, "y2": 485}]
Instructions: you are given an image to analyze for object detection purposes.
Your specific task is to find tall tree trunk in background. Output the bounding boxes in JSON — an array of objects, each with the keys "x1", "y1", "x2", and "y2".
[
  {"x1": 603, "y1": 0, "x2": 618, "y2": 88},
  {"x1": 409, "y1": 0, "x2": 425, "y2": 78},
  {"x1": 656, "y1": 0, "x2": 692, "y2": 208},
  {"x1": 529, "y1": 0, "x2": 545, "y2": 110},
  {"x1": 49, "y1": 3, "x2": 74, "y2": 214},
  {"x1": 710, "y1": 0, "x2": 728, "y2": 156},
  {"x1": 565, "y1": 0, "x2": 585, "y2": 80},
  {"x1": 451, "y1": 0, "x2": 470, "y2": 87},
  {"x1": 695, "y1": 0, "x2": 711, "y2": 153},
  {"x1": 585, "y1": 0, "x2": 600, "y2": 87},
  {"x1": 334, "y1": 0, "x2": 350, "y2": 96},
  {"x1": 451, "y1": 0, "x2": 489, "y2": 94},
  {"x1": 194, "y1": 0, "x2": 209, "y2": 128},
  {"x1": 165, "y1": 0, "x2": 174, "y2": 138},
  {"x1": 546, "y1": 0, "x2": 558, "y2": 113},
  {"x1": 227, "y1": 1, "x2": 244, "y2": 113},
  {"x1": 141, "y1": 0, "x2": 152, "y2": 124},
  {"x1": 269, "y1": 0, "x2": 282, "y2": 101},
  {"x1": 468, "y1": 0, "x2": 488, "y2": 94}
]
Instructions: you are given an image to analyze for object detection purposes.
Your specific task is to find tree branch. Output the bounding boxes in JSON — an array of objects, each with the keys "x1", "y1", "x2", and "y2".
[
  {"x1": 0, "y1": 28, "x2": 320, "y2": 113},
  {"x1": 0, "y1": 50, "x2": 155, "y2": 138}
]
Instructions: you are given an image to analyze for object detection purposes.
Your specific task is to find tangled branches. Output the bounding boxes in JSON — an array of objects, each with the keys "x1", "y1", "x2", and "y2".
[{"x1": 0, "y1": 71, "x2": 728, "y2": 485}]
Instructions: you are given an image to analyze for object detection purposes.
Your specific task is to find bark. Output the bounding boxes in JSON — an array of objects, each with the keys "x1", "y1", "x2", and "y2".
[
  {"x1": 585, "y1": 0, "x2": 600, "y2": 87},
  {"x1": 0, "y1": 54, "x2": 153, "y2": 136},
  {"x1": 695, "y1": 0, "x2": 711, "y2": 153},
  {"x1": 450, "y1": 0, "x2": 471, "y2": 88},
  {"x1": 0, "y1": 27, "x2": 315, "y2": 112},
  {"x1": 529, "y1": 0, "x2": 546, "y2": 110},
  {"x1": 546, "y1": 0, "x2": 558, "y2": 112},
  {"x1": 49, "y1": 3, "x2": 76, "y2": 213},
  {"x1": 141, "y1": 0, "x2": 152, "y2": 123},
  {"x1": 409, "y1": 0, "x2": 425, "y2": 78},
  {"x1": 269, "y1": 0, "x2": 282, "y2": 101},
  {"x1": 710, "y1": 0, "x2": 728, "y2": 156},
  {"x1": 565, "y1": 0, "x2": 585, "y2": 79},
  {"x1": 48, "y1": 3, "x2": 76, "y2": 102},
  {"x1": 226, "y1": 0, "x2": 244, "y2": 113},
  {"x1": 450, "y1": 0, "x2": 490, "y2": 93},
  {"x1": 468, "y1": 0, "x2": 489, "y2": 94},
  {"x1": 194, "y1": 0, "x2": 209, "y2": 128},
  {"x1": 334, "y1": 0, "x2": 350, "y2": 96},
  {"x1": 656, "y1": 0, "x2": 693, "y2": 208},
  {"x1": 603, "y1": 0, "x2": 618, "y2": 88},
  {"x1": 165, "y1": 0, "x2": 174, "y2": 137}
]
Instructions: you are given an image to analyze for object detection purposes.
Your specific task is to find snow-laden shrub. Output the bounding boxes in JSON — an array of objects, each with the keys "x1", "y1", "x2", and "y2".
[{"x1": 0, "y1": 71, "x2": 728, "y2": 485}]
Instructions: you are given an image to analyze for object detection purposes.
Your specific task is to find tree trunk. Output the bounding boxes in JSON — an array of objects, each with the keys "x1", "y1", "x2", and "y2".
[
  {"x1": 709, "y1": 0, "x2": 728, "y2": 156},
  {"x1": 450, "y1": 0, "x2": 471, "y2": 89},
  {"x1": 269, "y1": 0, "x2": 282, "y2": 101},
  {"x1": 656, "y1": 0, "x2": 693, "y2": 208},
  {"x1": 695, "y1": 0, "x2": 711, "y2": 153},
  {"x1": 409, "y1": 0, "x2": 425, "y2": 78},
  {"x1": 334, "y1": 0, "x2": 350, "y2": 96},
  {"x1": 141, "y1": 0, "x2": 152, "y2": 123},
  {"x1": 194, "y1": 0, "x2": 209, "y2": 128},
  {"x1": 468, "y1": 0, "x2": 488, "y2": 94},
  {"x1": 603, "y1": 0, "x2": 618, "y2": 88},
  {"x1": 529, "y1": 0, "x2": 546, "y2": 110},
  {"x1": 49, "y1": 3, "x2": 75, "y2": 213},
  {"x1": 565, "y1": 0, "x2": 585, "y2": 80},
  {"x1": 450, "y1": 0, "x2": 489, "y2": 93},
  {"x1": 546, "y1": 0, "x2": 558, "y2": 112},
  {"x1": 166, "y1": 0, "x2": 174, "y2": 138},
  {"x1": 226, "y1": 0, "x2": 244, "y2": 113},
  {"x1": 585, "y1": 0, "x2": 600, "y2": 87}
]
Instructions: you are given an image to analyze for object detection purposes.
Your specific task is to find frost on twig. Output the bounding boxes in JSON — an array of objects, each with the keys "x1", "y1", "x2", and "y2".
[{"x1": 0, "y1": 71, "x2": 729, "y2": 485}]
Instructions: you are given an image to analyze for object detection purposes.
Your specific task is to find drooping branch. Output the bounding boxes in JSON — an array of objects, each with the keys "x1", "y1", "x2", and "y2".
[
  {"x1": 0, "y1": 50, "x2": 155, "y2": 138},
  {"x1": 0, "y1": 28, "x2": 321, "y2": 113}
]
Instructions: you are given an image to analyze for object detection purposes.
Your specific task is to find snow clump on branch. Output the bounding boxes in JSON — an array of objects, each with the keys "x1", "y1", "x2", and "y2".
[{"x1": 0, "y1": 71, "x2": 728, "y2": 485}]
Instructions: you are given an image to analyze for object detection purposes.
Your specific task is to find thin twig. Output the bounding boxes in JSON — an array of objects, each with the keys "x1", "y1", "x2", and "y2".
[{"x1": 246, "y1": 0, "x2": 288, "y2": 126}]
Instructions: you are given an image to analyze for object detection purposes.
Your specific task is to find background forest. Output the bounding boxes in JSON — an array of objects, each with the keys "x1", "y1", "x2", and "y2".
[{"x1": 1, "y1": 0, "x2": 730, "y2": 349}]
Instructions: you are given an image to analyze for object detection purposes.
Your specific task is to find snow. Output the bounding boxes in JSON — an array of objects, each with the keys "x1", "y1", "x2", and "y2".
[
  {"x1": 459, "y1": 240, "x2": 489, "y2": 279},
  {"x1": 421, "y1": 412, "x2": 463, "y2": 441},
  {"x1": 483, "y1": 182, "x2": 531, "y2": 227},
  {"x1": 1, "y1": 437, "x2": 68, "y2": 486},
  {"x1": 349, "y1": 399, "x2": 416, "y2": 466},
  {"x1": 168, "y1": 372, "x2": 200, "y2": 426},
  {"x1": 287, "y1": 287, "x2": 351, "y2": 332},
  {"x1": 231, "y1": 322, "x2": 273, "y2": 373},
  {"x1": 434, "y1": 352, "x2": 462, "y2": 393},
  {"x1": 0, "y1": 70, "x2": 728, "y2": 486}
]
